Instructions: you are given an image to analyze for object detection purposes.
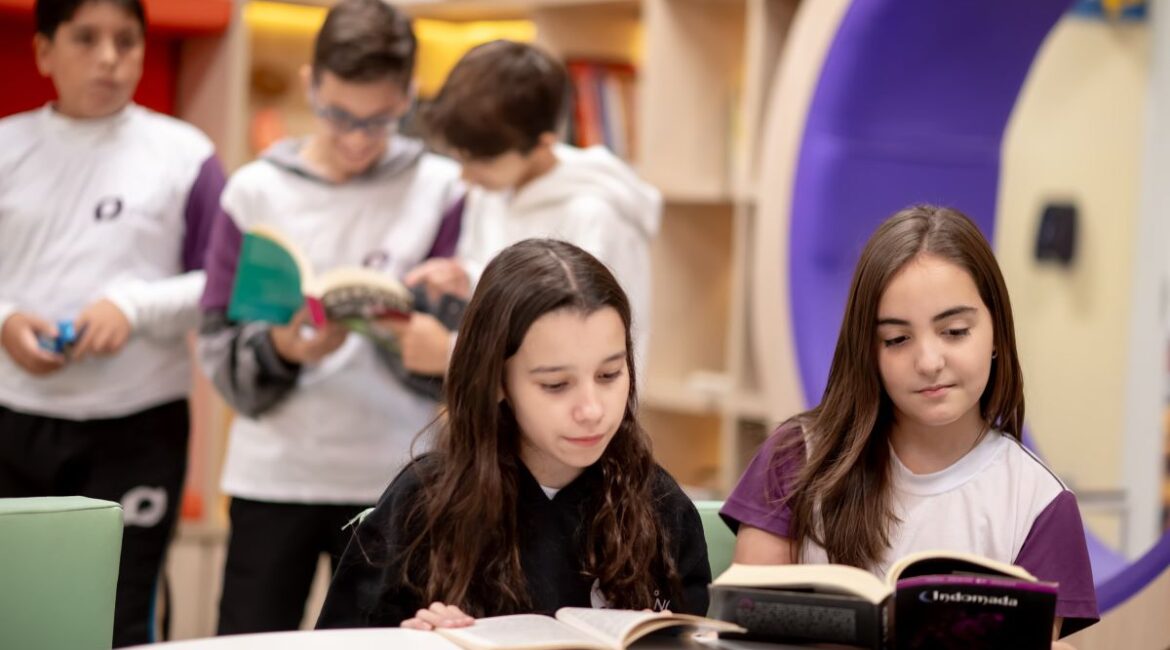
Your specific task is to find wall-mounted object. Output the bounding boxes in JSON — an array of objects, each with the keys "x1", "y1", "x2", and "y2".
[{"x1": 1035, "y1": 202, "x2": 1078, "y2": 266}]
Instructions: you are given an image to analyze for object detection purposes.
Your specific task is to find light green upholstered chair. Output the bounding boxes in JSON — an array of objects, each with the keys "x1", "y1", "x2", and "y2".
[
  {"x1": 0, "y1": 496, "x2": 123, "y2": 650},
  {"x1": 692, "y1": 500, "x2": 736, "y2": 579}
]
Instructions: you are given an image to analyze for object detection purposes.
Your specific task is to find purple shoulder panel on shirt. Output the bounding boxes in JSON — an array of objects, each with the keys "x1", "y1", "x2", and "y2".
[
  {"x1": 719, "y1": 424, "x2": 805, "y2": 539},
  {"x1": 1014, "y1": 489, "x2": 1100, "y2": 637},
  {"x1": 425, "y1": 193, "x2": 466, "y2": 259},
  {"x1": 199, "y1": 209, "x2": 243, "y2": 311},
  {"x1": 183, "y1": 155, "x2": 227, "y2": 272}
]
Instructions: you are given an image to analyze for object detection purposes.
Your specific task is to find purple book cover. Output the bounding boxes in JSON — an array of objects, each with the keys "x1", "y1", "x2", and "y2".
[{"x1": 894, "y1": 575, "x2": 1057, "y2": 650}]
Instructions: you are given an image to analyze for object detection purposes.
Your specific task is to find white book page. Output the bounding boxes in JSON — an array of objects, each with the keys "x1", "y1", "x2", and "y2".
[
  {"x1": 438, "y1": 614, "x2": 609, "y2": 650},
  {"x1": 713, "y1": 563, "x2": 889, "y2": 604},
  {"x1": 555, "y1": 608, "x2": 662, "y2": 645}
]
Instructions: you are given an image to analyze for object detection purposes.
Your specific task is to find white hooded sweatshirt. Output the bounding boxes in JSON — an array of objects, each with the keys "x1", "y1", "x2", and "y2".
[{"x1": 457, "y1": 144, "x2": 662, "y2": 369}]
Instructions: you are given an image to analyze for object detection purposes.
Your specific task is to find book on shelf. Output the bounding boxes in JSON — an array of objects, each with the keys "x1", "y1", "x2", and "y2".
[
  {"x1": 432, "y1": 607, "x2": 744, "y2": 650},
  {"x1": 708, "y1": 549, "x2": 1058, "y2": 650},
  {"x1": 565, "y1": 59, "x2": 637, "y2": 162}
]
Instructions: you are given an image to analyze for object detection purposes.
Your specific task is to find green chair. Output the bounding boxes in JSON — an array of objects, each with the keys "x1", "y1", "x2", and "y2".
[
  {"x1": 0, "y1": 496, "x2": 123, "y2": 650},
  {"x1": 693, "y1": 500, "x2": 735, "y2": 579}
]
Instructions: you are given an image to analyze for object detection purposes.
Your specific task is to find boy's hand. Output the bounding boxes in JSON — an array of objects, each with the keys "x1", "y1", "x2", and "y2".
[
  {"x1": 0, "y1": 312, "x2": 65, "y2": 375},
  {"x1": 270, "y1": 308, "x2": 349, "y2": 365},
  {"x1": 401, "y1": 602, "x2": 474, "y2": 630},
  {"x1": 385, "y1": 313, "x2": 452, "y2": 376},
  {"x1": 405, "y1": 258, "x2": 471, "y2": 304},
  {"x1": 72, "y1": 299, "x2": 132, "y2": 360}
]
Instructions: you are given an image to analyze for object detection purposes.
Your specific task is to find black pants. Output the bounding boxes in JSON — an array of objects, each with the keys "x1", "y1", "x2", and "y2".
[
  {"x1": 0, "y1": 400, "x2": 189, "y2": 648},
  {"x1": 217, "y1": 497, "x2": 370, "y2": 635}
]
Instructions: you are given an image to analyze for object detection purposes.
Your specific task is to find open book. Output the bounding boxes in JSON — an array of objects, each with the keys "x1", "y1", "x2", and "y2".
[
  {"x1": 709, "y1": 550, "x2": 1057, "y2": 650},
  {"x1": 434, "y1": 607, "x2": 745, "y2": 650},
  {"x1": 227, "y1": 225, "x2": 414, "y2": 328}
]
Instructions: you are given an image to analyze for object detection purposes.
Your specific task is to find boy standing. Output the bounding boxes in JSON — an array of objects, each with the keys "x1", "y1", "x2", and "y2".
[
  {"x1": 198, "y1": 0, "x2": 462, "y2": 634},
  {"x1": 0, "y1": 0, "x2": 224, "y2": 646},
  {"x1": 398, "y1": 40, "x2": 661, "y2": 374}
]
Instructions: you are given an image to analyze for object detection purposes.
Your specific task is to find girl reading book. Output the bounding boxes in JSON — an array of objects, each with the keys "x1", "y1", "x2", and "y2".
[
  {"x1": 316, "y1": 238, "x2": 711, "y2": 629},
  {"x1": 721, "y1": 205, "x2": 1099, "y2": 642}
]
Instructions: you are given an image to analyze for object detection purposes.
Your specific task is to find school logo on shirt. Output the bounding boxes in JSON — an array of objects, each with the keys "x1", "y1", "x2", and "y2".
[
  {"x1": 590, "y1": 579, "x2": 609, "y2": 608},
  {"x1": 362, "y1": 249, "x2": 391, "y2": 269},
  {"x1": 120, "y1": 485, "x2": 168, "y2": 528},
  {"x1": 589, "y1": 580, "x2": 671, "y2": 611},
  {"x1": 94, "y1": 196, "x2": 124, "y2": 222},
  {"x1": 653, "y1": 589, "x2": 671, "y2": 612}
]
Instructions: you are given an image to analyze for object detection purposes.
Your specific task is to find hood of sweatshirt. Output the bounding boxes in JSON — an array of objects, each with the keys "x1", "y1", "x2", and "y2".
[
  {"x1": 261, "y1": 134, "x2": 426, "y2": 183},
  {"x1": 508, "y1": 144, "x2": 662, "y2": 241}
]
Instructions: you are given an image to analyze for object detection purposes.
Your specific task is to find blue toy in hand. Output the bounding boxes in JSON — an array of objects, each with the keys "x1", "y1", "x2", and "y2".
[{"x1": 38, "y1": 320, "x2": 79, "y2": 355}]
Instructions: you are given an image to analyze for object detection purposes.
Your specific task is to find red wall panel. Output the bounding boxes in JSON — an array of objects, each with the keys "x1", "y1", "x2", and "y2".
[{"x1": 0, "y1": 15, "x2": 179, "y2": 118}]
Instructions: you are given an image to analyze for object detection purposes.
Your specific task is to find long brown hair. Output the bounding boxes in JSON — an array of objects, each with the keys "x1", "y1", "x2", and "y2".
[
  {"x1": 400, "y1": 238, "x2": 681, "y2": 615},
  {"x1": 777, "y1": 205, "x2": 1025, "y2": 569}
]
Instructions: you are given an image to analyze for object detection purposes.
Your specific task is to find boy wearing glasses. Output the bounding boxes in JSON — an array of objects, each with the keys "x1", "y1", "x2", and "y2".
[
  {"x1": 0, "y1": 1, "x2": 223, "y2": 645},
  {"x1": 197, "y1": 0, "x2": 461, "y2": 634}
]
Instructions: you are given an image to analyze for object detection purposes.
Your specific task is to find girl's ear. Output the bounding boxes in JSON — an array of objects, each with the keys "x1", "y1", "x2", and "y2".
[{"x1": 538, "y1": 131, "x2": 559, "y2": 149}]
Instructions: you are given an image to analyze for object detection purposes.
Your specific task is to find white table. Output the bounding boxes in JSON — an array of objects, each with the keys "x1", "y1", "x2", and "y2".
[{"x1": 127, "y1": 629, "x2": 819, "y2": 649}]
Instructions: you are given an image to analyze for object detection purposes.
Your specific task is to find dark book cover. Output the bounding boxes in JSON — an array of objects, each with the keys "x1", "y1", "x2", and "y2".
[
  {"x1": 708, "y1": 584, "x2": 889, "y2": 649},
  {"x1": 893, "y1": 575, "x2": 1057, "y2": 650}
]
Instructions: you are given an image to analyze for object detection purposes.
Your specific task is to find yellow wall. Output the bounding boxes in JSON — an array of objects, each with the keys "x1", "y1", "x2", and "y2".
[{"x1": 997, "y1": 16, "x2": 1150, "y2": 506}]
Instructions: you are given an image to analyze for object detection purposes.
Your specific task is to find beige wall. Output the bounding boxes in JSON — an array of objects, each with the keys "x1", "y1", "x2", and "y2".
[{"x1": 996, "y1": 17, "x2": 1150, "y2": 519}]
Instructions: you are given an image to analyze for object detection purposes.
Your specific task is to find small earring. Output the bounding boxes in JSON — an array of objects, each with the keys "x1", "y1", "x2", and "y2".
[{"x1": 991, "y1": 350, "x2": 998, "y2": 359}]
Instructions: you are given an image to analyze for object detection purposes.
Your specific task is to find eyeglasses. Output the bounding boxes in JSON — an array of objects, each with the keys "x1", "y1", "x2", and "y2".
[{"x1": 311, "y1": 101, "x2": 399, "y2": 136}]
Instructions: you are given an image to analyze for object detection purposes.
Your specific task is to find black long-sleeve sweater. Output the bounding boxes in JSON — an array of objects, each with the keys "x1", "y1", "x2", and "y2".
[{"x1": 316, "y1": 455, "x2": 711, "y2": 628}]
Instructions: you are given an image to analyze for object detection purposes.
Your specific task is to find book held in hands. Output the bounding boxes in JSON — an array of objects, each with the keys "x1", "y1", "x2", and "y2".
[
  {"x1": 226, "y1": 225, "x2": 414, "y2": 328},
  {"x1": 708, "y1": 550, "x2": 1058, "y2": 650}
]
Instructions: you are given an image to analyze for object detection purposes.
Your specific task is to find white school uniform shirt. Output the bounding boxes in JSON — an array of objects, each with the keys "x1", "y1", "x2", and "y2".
[
  {"x1": 215, "y1": 137, "x2": 463, "y2": 504},
  {"x1": 801, "y1": 432, "x2": 1067, "y2": 575},
  {"x1": 456, "y1": 144, "x2": 661, "y2": 370},
  {"x1": 0, "y1": 103, "x2": 219, "y2": 419},
  {"x1": 722, "y1": 428, "x2": 1100, "y2": 629}
]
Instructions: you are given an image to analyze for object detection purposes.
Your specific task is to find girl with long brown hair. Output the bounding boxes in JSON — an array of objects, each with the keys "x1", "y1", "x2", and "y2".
[
  {"x1": 316, "y1": 238, "x2": 710, "y2": 629},
  {"x1": 721, "y1": 205, "x2": 1098, "y2": 639}
]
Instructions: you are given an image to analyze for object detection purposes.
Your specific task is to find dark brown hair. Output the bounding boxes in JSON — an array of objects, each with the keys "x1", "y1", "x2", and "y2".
[
  {"x1": 36, "y1": 0, "x2": 145, "y2": 37},
  {"x1": 399, "y1": 238, "x2": 681, "y2": 615},
  {"x1": 776, "y1": 204, "x2": 1025, "y2": 569},
  {"x1": 311, "y1": 0, "x2": 415, "y2": 88},
  {"x1": 422, "y1": 40, "x2": 568, "y2": 158}
]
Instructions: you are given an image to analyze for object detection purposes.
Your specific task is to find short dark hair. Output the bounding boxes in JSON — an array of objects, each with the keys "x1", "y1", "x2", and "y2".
[
  {"x1": 423, "y1": 40, "x2": 568, "y2": 158},
  {"x1": 36, "y1": 0, "x2": 146, "y2": 37},
  {"x1": 312, "y1": 0, "x2": 416, "y2": 88}
]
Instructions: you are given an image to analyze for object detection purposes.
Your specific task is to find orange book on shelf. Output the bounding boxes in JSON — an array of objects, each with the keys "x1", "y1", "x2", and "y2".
[
  {"x1": 566, "y1": 60, "x2": 638, "y2": 159},
  {"x1": 567, "y1": 61, "x2": 602, "y2": 148}
]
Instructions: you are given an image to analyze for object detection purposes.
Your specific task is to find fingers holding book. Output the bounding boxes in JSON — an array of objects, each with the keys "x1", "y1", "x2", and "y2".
[{"x1": 270, "y1": 307, "x2": 349, "y2": 365}]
